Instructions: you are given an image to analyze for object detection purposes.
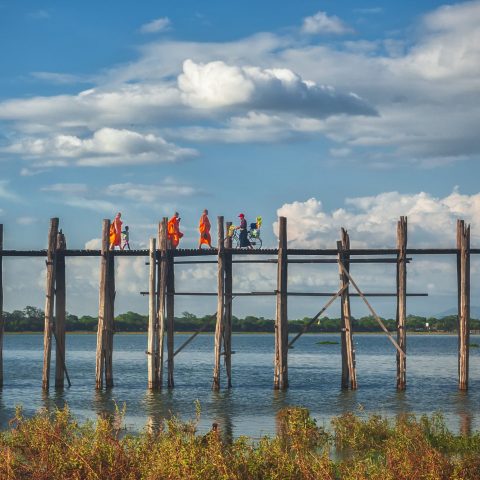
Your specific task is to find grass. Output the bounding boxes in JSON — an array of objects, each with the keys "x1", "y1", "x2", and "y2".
[{"x1": 0, "y1": 406, "x2": 479, "y2": 479}]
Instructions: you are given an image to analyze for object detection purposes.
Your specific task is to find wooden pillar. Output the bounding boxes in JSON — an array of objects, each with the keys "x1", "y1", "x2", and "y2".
[
  {"x1": 54, "y1": 230, "x2": 67, "y2": 388},
  {"x1": 274, "y1": 216, "x2": 288, "y2": 390},
  {"x1": 396, "y1": 217, "x2": 407, "y2": 390},
  {"x1": 337, "y1": 228, "x2": 356, "y2": 389},
  {"x1": 104, "y1": 240, "x2": 115, "y2": 388},
  {"x1": 42, "y1": 218, "x2": 59, "y2": 391},
  {"x1": 212, "y1": 216, "x2": 225, "y2": 390},
  {"x1": 0, "y1": 224, "x2": 3, "y2": 388},
  {"x1": 156, "y1": 218, "x2": 168, "y2": 388},
  {"x1": 147, "y1": 238, "x2": 157, "y2": 389},
  {"x1": 166, "y1": 250, "x2": 175, "y2": 388},
  {"x1": 457, "y1": 219, "x2": 470, "y2": 391},
  {"x1": 96, "y1": 219, "x2": 110, "y2": 389},
  {"x1": 224, "y1": 221, "x2": 233, "y2": 388}
]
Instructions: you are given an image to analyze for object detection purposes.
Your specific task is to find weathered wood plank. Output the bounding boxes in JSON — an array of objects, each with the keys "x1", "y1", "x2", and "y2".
[
  {"x1": 42, "y1": 218, "x2": 59, "y2": 391},
  {"x1": 338, "y1": 229, "x2": 357, "y2": 390},
  {"x1": 54, "y1": 230, "x2": 67, "y2": 388},
  {"x1": 212, "y1": 216, "x2": 225, "y2": 390},
  {"x1": 0, "y1": 224, "x2": 3, "y2": 387},
  {"x1": 224, "y1": 221, "x2": 233, "y2": 388},
  {"x1": 95, "y1": 219, "x2": 109, "y2": 389},
  {"x1": 147, "y1": 238, "x2": 157, "y2": 389},
  {"x1": 274, "y1": 217, "x2": 288, "y2": 389},
  {"x1": 166, "y1": 252, "x2": 175, "y2": 388},
  {"x1": 457, "y1": 219, "x2": 470, "y2": 390},
  {"x1": 156, "y1": 218, "x2": 168, "y2": 388},
  {"x1": 396, "y1": 216, "x2": 407, "y2": 390}
]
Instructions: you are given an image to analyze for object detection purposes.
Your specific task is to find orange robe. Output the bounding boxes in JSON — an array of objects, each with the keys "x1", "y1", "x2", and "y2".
[
  {"x1": 199, "y1": 214, "x2": 211, "y2": 246},
  {"x1": 109, "y1": 217, "x2": 122, "y2": 247},
  {"x1": 168, "y1": 216, "x2": 183, "y2": 248}
]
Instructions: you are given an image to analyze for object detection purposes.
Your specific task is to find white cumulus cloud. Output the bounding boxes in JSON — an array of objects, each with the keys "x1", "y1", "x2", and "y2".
[
  {"x1": 178, "y1": 59, "x2": 376, "y2": 117},
  {"x1": 140, "y1": 17, "x2": 171, "y2": 34},
  {"x1": 301, "y1": 11, "x2": 352, "y2": 35},
  {"x1": 275, "y1": 190, "x2": 480, "y2": 249},
  {"x1": 5, "y1": 128, "x2": 197, "y2": 167}
]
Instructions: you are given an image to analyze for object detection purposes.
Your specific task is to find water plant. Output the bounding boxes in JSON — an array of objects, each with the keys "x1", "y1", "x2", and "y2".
[{"x1": 0, "y1": 406, "x2": 479, "y2": 479}]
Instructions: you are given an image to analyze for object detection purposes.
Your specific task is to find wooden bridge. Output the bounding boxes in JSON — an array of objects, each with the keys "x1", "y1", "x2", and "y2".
[{"x1": 0, "y1": 216, "x2": 474, "y2": 393}]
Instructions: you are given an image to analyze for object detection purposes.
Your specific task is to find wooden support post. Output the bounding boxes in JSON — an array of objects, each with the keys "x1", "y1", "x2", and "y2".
[
  {"x1": 396, "y1": 217, "x2": 407, "y2": 390},
  {"x1": 0, "y1": 224, "x2": 3, "y2": 388},
  {"x1": 147, "y1": 238, "x2": 157, "y2": 389},
  {"x1": 274, "y1": 217, "x2": 288, "y2": 390},
  {"x1": 457, "y1": 219, "x2": 470, "y2": 391},
  {"x1": 337, "y1": 229, "x2": 356, "y2": 390},
  {"x1": 96, "y1": 219, "x2": 110, "y2": 389},
  {"x1": 166, "y1": 250, "x2": 175, "y2": 388},
  {"x1": 156, "y1": 218, "x2": 168, "y2": 388},
  {"x1": 42, "y1": 218, "x2": 59, "y2": 390},
  {"x1": 54, "y1": 230, "x2": 66, "y2": 388},
  {"x1": 104, "y1": 240, "x2": 115, "y2": 388},
  {"x1": 224, "y1": 221, "x2": 233, "y2": 388},
  {"x1": 212, "y1": 216, "x2": 225, "y2": 390}
]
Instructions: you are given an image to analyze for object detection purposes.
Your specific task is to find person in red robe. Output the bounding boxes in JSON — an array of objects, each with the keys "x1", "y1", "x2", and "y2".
[
  {"x1": 109, "y1": 212, "x2": 122, "y2": 250},
  {"x1": 198, "y1": 209, "x2": 212, "y2": 249},
  {"x1": 168, "y1": 212, "x2": 183, "y2": 249}
]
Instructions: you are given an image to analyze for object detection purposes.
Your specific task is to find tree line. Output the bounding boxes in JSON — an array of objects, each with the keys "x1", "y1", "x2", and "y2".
[{"x1": 2, "y1": 306, "x2": 479, "y2": 333}]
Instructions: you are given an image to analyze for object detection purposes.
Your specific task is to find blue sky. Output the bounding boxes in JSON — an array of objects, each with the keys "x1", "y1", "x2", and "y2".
[{"x1": 1, "y1": 0, "x2": 480, "y2": 317}]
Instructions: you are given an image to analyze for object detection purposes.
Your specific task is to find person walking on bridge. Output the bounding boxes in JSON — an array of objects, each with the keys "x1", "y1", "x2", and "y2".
[
  {"x1": 109, "y1": 212, "x2": 122, "y2": 250},
  {"x1": 168, "y1": 212, "x2": 183, "y2": 249},
  {"x1": 198, "y1": 209, "x2": 213, "y2": 249}
]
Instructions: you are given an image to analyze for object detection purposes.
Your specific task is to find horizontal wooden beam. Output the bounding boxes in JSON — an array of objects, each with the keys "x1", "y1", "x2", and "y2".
[
  {"x1": 2, "y1": 248, "x2": 478, "y2": 257},
  {"x1": 140, "y1": 291, "x2": 427, "y2": 297}
]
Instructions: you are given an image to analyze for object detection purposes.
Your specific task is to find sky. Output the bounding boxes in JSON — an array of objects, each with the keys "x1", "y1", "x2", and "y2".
[{"x1": 1, "y1": 0, "x2": 480, "y2": 318}]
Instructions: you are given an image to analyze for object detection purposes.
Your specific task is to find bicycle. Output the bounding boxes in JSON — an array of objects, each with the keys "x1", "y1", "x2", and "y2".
[{"x1": 229, "y1": 227, "x2": 263, "y2": 249}]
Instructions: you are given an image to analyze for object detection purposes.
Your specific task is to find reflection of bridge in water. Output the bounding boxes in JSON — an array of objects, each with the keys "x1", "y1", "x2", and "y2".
[{"x1": 0, "y1": 216, "x2": 475, "y2": 396}]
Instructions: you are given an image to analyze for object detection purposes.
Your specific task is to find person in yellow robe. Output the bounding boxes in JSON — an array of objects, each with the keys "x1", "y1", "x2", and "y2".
[
  {"x1": 198, "y1": 209, "x2": 212, "y2": 249},
  {"x1": 109, "y1": 212, "x2": 122, "y2": 250},
  {"x1": 168, "y1": 212, "x2": 183, "y2": 249}
]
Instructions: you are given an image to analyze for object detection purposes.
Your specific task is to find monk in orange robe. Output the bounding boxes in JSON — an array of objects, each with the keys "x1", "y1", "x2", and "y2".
[
  {"x1": 109, "y1": 212, "x2": 122, "y2": 250},
  {"x1": 168, "y1": 212, "x2": 183, "y2": 249},
  {"x1": 198, "y1": 209, "x2": 212, "y2": 249}
]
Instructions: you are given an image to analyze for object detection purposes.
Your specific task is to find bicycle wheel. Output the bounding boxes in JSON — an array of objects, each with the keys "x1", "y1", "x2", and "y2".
[{"x1": 249, "y1": 235, "x2": 262, "y2": 249}]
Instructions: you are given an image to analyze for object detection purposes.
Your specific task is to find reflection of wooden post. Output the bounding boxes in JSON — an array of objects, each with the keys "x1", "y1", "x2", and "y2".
[
  {"x1": 147, "y1": 238, "x2": 157, "y2": 389},
  {"x1": 396, "y1": 217, "x2": 407, "y2": 390},
  {"x1": 337, "y1": 229, "x2": 356, "y2": 389},
  {"x1": 54, "y1": 230, "x2": 67, "y2": 388},
  {"x1": 457, "y1": 220, "x2": 470, "y2": 391},
  {"x1": 274, "y1": 217, "x2": 288, "y2": 390},
  {"x1": 156, "y1": 218, "x2": 168, "y2": 388},
  {"x1": 42, "y1": 218, "x2": 59, "y2": 391},
  {"x1": 212, "y1": 216, "x2": 225, "y2": 390},
  {"x1": 166, "y1": 251, "x2": 175, "y2": 388},
  {"x1": 0, "y1": 224, "x2": 3, "y2": 387},
  {"x1": 96, "y1": 220, "x2": 110, "y2": 389},
  {"x1": 224, "y1": 221, "x2": 233, "y2": 388}
]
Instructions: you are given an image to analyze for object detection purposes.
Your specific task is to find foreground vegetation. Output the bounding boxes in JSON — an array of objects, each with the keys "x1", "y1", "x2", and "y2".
[
  {"x1": 1, "y1": 406, "x2": 479, "y2": 479},
  {"x1": 4, "y1": 306, "x2": 480, "y2": 333}
]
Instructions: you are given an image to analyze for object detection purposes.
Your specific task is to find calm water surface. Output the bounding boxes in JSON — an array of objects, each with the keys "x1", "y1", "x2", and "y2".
[{"x1": 1, "y1": 333, "x2": 479, "y2": 437}]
